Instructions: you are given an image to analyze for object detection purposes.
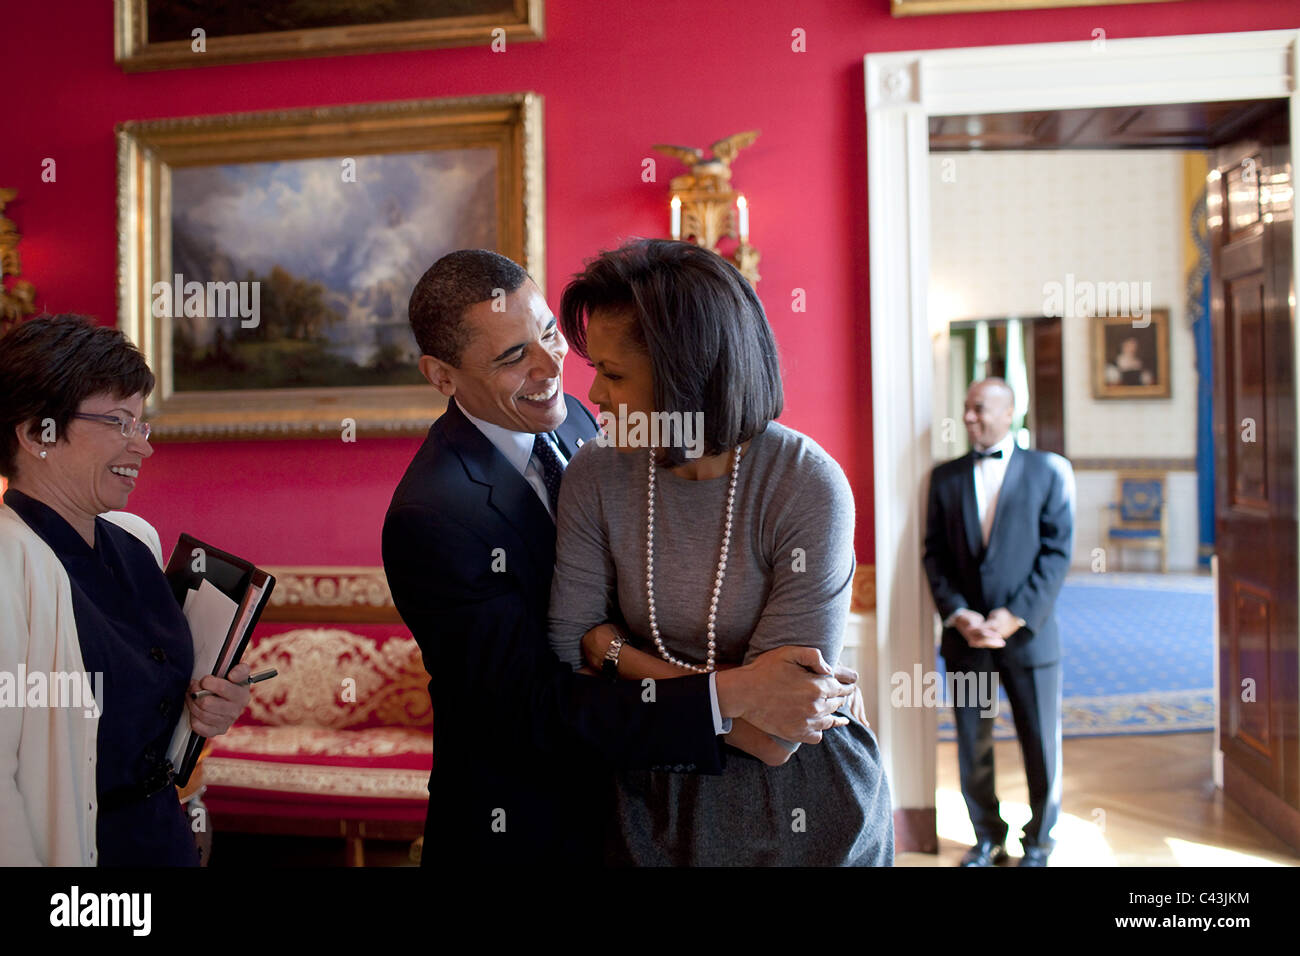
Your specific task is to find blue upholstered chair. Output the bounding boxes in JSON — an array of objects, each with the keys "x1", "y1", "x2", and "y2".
[{"x1": 1102, "y1": 472, "x2": 1168, "y2": 572}]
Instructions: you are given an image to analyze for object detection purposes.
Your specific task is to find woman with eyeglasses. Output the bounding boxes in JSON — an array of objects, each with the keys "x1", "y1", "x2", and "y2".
[{"x1": 0, "y1": 314, "x2": 250, "y2": 866}]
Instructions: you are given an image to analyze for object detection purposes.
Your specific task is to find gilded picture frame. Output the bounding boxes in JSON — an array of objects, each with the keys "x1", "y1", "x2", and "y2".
[
  {"x1": 1091, "y1": 309, "x2": 1171, "y2": 400},
  {"x1": 117, "y1": 93, "x2": 545, "y2": 440},
  {"x1": 892, "y1": 0, "x2": 1178, "y2": 14},
  {"x1": 115, "y1": 0, "x2": 544, "y2": 72}
]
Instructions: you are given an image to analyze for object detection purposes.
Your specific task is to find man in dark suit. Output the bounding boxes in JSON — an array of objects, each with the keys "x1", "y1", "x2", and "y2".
[
  {"x1": 923, "y1": 377, "x2": 1074, "y2": 867},
  {"x1": 383, "y1": 250, "x2": 858, "y2": 866}
]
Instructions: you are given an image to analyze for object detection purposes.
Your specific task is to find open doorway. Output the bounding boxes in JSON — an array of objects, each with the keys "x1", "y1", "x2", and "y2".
[
  {"x1": 924, "y1": 100, "x2": 1289, "y2": 864},
  {"x1": 863, "y1": 30, "x2": 1300, "y2": 865}
]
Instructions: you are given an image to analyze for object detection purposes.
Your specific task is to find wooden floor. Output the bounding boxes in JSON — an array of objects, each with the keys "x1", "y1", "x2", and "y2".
[
  {"x1": 211, "y1": 731, "x2": 1299, "y2": 867},
  {"x1": 897, "y1": 731, "x2": 1299, "y2": 866}
]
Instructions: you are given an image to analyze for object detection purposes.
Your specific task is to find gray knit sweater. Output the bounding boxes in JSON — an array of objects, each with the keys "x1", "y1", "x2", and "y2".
[{"x1": 548, "y1": 421, "x2": 894, "y2": 866}]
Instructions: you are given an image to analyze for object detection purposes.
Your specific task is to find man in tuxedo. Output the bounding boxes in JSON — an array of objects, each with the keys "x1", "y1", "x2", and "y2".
[
  {"x1": 382, "y1": 249, "x2": 858, "y2": 866},
  {"x1": 923, "y1": 377, "x2": 1074, "y2": 867}
]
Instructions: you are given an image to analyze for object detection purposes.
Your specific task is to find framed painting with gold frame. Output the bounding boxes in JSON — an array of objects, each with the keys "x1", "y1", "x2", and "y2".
[
  {"x1": 115, "y1": 0, "x2": 544, "y2": 71},
  {"x1": 1091, "y1": 309, "x2": 1171, "y2": 400},
  {"x1": 117, "y1": 93, "x2": 544, "y2": 440},
  {"x1": 892, "y1": 0, "x2": 1177, "y2": 14}
]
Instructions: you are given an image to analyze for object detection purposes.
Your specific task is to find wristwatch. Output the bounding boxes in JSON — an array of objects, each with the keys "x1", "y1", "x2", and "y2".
[{"x1": 601, "y1": 628, "x2": 626, "y2": 683}]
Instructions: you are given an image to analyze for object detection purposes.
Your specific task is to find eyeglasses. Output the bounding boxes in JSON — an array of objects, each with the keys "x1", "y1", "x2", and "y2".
[{"x1": 72, "y1": 412, "x2": 152, "y2": 441}]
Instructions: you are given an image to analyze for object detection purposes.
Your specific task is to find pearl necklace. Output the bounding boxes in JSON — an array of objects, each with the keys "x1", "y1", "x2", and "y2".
[{"x1": 644, "y1": 445, "x2": 743, "y2": 674}]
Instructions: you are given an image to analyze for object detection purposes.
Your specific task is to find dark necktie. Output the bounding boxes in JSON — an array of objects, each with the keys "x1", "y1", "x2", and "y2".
[
  {"x1": 974, "y1": 448, "x2": 1003, "y2": 460},
  {"x1": 532, "y1": 433, "x2": 565, "y2": 515}
]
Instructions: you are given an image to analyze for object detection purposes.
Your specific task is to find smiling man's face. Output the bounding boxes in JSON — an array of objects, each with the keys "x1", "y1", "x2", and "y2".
[
  {"x1": 421, "y1": 278, "x2": 569, "y2": 434},
  {"x1": 963, "y1": 379, "x2": 1014, "y2": 451}
]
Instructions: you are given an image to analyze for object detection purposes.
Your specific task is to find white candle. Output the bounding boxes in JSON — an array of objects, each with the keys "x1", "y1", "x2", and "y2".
[
  {"x1": 736, "y1": 195, "x2": 749, "y2": 243},
  {"x1": 670, "y1": 196, "x2": 681, "y2": 240}
]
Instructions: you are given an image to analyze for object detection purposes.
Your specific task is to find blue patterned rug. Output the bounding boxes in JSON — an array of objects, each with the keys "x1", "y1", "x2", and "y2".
[{"x1": 936, "y1": 573, "x2": 1215, "y2": 740}]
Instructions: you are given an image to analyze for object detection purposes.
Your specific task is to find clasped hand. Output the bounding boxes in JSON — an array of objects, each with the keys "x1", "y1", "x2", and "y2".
[
  {"x1": 733, "y1": 646, "x2": 859, "y2": 744},
  {"x1": 580, "y1": 625, "x2": 861, "y2": 745},
  {"x1": 954, "y1": 608, "x2": 1020, "y2": 649}
]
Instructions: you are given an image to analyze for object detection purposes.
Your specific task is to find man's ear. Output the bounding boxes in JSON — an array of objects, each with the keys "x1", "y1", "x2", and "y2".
[{"x1": 418, "y1": 355, "x2": 456, "y2": 397}]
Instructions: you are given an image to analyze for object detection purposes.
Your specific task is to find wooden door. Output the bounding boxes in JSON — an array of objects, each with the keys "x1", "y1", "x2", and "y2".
[
  {"x1": 1030, "y1": 317, "x2": 1065, "y2": 456},
  {"x1": 1209, "y1": 104, "x2": 1300, "y2": 851}
]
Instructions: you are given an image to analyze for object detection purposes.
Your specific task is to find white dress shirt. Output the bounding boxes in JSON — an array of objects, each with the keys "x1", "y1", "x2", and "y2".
[
  {"x1": 455, "y1": 398, "x2": 730, "y2": 734},
  {"x1": 973, "y1": 432, "x2": 1017, "y2": 546}
]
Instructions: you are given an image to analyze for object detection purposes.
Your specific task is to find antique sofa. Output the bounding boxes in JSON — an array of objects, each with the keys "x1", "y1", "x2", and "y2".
[{"x1": 201, "y1": 567, "x2": 431, "y2": 866}]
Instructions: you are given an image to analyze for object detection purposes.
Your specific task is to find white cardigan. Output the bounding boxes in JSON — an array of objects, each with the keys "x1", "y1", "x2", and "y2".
[{"x1": 0, "y1": 505, "x2": 165, "y2": 867}]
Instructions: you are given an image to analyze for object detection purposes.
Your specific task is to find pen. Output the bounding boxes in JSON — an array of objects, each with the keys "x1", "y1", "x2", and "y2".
[{"x1": 190, "y1": 667, "x2": 278, "y2": 700}]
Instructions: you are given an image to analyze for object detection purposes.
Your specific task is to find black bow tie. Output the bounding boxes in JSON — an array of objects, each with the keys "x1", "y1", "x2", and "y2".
[{"x1": 973, "y1": 448, "x2": 1003, "y2": 460}]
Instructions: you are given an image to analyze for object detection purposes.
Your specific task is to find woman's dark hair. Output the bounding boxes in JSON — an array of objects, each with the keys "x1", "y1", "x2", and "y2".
[
  {"x1": 0, "y1": 314, "x2": 155, "y2": 478},
  {"x1": 559, "y1": 238, "x2": 783, "y2": 467}
]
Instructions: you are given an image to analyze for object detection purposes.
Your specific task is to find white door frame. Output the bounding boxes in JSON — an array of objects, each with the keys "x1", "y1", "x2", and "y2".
[{"x1": 864, "y1": 29, "x2": 1300, "y2": 848}]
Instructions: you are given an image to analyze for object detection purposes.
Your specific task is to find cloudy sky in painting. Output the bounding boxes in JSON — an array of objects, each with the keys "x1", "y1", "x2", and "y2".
[{"x1": 170, "y1": 149, "x2": 497, "y2": 293}]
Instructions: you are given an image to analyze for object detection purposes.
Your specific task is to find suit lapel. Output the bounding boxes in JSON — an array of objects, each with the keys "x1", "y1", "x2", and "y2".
[
  {"x1": 440, "y1": 401, "x2": 556, "y2": 571},
  {"x1": 959, "y1": 454, "x2": 983, "y2": 560},
  {"x1": 984, "y1": 446, "x2": 1026, "y2": 559},
  {"x1": 553, "y1": 397, "x2": 598, "y2": 461},
  {"x1": 551, "y1": 426, "x2": 580, "y2": 463}
]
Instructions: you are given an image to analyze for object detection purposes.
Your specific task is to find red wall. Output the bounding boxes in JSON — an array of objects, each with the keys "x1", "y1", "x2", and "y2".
[{"x1": 2, "y1": 0, "x2": 1294, "y2": 566}]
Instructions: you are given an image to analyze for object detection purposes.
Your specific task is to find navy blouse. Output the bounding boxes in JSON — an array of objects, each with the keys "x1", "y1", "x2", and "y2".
[{"x1": 5, "y1": 489, "x2": 198, "y2": 867}]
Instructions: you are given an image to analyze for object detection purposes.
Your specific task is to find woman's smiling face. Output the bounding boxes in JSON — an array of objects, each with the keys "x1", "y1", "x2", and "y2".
[
  {"x1": 584, "y1": 311, "x2": 656, "y2": 450},
  {"x1": 43, "y1": 391, "x2": 154, "y2": 518}
]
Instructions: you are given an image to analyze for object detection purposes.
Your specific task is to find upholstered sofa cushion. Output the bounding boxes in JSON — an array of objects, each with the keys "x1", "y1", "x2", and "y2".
[
  {"x1": 203, "y1": 626, "x2": 431, "y2": 822},
  {"x1": 232, "y1": 626, "x2": 431, "y2": 730}
]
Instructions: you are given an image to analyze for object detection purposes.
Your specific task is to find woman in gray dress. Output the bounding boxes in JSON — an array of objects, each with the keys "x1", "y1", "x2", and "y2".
[{"x1": 548, "y1": 239, "x2": 893, "y2": 866}]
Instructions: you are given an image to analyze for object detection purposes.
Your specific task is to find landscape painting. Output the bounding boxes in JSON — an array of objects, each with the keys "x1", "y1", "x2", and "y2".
[
  {"x1": 169, "y1": 149, "x2": 496, "y2": 392},
  {"x1": 117, "y1": 93, "x2": 544, "y2": 439}
]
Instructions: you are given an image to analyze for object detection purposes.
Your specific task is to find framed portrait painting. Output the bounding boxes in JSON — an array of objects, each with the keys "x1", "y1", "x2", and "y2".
[
  {"x1": 116, "y1": 0, "x2": 544, "y2": 71},
  {"x1": 1091, "y1": 309, "x2": 1170, "y2": 400},
  {"x1": 117, "y1": 93, "x2": 544, "y2": 440}
]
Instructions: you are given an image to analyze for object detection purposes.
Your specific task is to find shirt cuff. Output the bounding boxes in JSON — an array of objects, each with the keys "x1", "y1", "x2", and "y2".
[
  {"x1": 943, "y1": 607, "x2": 970, "y2": 629},
  {"x1": 707, "y1": 672, "x2": 732, "y2": 735}
]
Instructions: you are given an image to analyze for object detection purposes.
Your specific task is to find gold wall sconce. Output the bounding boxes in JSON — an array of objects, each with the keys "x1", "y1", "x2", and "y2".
[
  {"x1": 654, "y1": 131, "x2": 761, "y2": 285},
  {"x1": 0, "y1": 189, "x2": 36, "y2": 334}
]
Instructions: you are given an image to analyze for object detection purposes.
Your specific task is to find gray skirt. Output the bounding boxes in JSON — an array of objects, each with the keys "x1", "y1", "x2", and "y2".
[{"x1": 604, "y1": 715, "x2": 894, "y2": 866}]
